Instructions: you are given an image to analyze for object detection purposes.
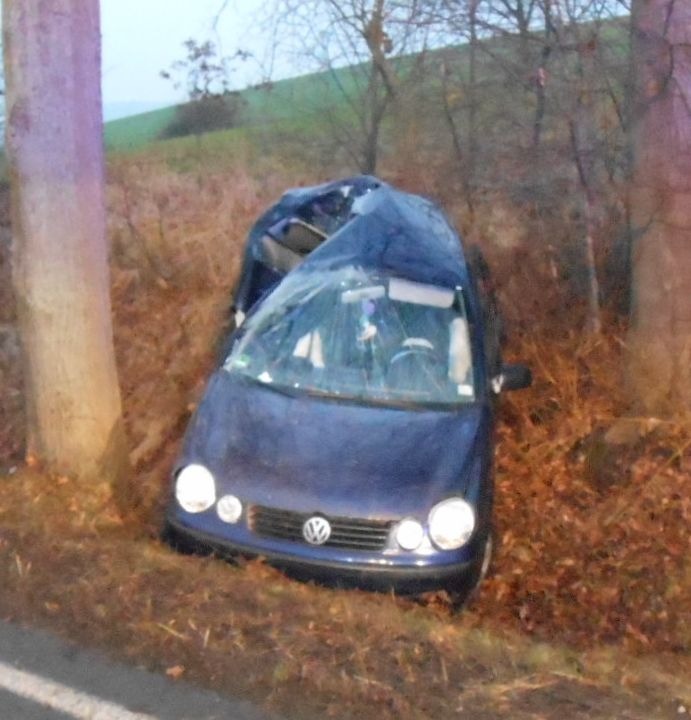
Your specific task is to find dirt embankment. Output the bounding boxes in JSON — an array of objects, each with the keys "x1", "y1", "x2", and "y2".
[{"x1": 0, "y1": 161, "x2": 689, "y2": 720}]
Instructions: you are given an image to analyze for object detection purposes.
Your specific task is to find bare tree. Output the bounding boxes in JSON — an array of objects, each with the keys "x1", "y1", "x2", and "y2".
[
  {"x1": 435, "y1": 0, "x2": 480, "y2": 215},
  {"x1": 549, "y1": 20, "x2": 606, "y2": 332},
  {"x1": 261, "y1": 0, "x2": 430, "y2": 173},
  {"x1": 3, "y1": 0, "x2": 129, "y2": 499},
  {"x1": 627, "y1": 0, "x2": 691, "y2": 413}
]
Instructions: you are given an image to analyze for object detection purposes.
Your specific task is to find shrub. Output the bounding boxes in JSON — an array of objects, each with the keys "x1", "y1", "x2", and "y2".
[{"x1": 159, "y1": 93, "x2": 246, "y2": 140}]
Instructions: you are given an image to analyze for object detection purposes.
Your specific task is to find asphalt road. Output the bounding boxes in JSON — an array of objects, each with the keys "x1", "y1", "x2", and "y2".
[{"x1": 0, "y1": 621, "x2": 275, "y2": 720}]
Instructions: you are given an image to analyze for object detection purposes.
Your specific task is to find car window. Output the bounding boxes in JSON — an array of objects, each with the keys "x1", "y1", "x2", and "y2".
[{"x1": 224, "y1": 266, "x2": 475, "y2": 407}]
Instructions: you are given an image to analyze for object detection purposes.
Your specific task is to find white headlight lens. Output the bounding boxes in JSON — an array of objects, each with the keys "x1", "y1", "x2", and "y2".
[
  {"x1": 428, "y1": 498, "x2": 475, "y2": 550},
  {"x1": 395, "y1": 518, "x2": 424, "y2": 551},
  {"x1": 216, "y1": 494, "x2": 243, "y2": 523},
  {"x1": 175, "y1": 464, "x2": 216, "y2": 513}
]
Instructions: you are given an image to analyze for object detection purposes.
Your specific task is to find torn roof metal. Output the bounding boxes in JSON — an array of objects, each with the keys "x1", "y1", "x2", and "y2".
[{"x1": 235, "y1": 175, "x2": 472, "y2": 313}]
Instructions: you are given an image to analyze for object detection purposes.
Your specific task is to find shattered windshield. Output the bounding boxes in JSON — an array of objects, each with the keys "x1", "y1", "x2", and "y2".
[{"x1": 224, "y1": 267, "x2": 475, "y2": 407}]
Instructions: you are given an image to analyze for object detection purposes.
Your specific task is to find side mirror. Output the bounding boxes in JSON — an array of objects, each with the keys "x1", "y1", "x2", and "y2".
[{"x1": 495, "y1": 363, "x2": 532, "y2": 392}]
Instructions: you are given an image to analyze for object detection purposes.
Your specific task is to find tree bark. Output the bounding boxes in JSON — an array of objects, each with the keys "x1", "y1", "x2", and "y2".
[
  {"x1": 3, "y1": 0, "x2": 129, "y2": 494},
  {"x1": 569, "y1": 39, "x2": 602, "y2": 334},
  {"x1": 467, "y1": 0, "x2": 479, "y2": 210},
  {"x1": 362, "y1": 0, "x2": 398, "y2": 99},
  {"x1": 627, "y1": 0, "x2": 691, "y2": 414}
]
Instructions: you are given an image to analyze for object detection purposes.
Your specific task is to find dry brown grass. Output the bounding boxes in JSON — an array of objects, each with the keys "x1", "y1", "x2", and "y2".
[
  {"x1": 478, "y1": 327, "x2": 691, "y2": 654},
  {"x1": 0, "y1": 467, "x2": 688, "y2": 720},
  {"x1": 0, "y1": 157, "x2": 689, "y2": 719}
]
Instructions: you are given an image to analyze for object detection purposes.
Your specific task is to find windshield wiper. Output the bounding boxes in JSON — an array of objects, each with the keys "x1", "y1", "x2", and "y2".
[{"x1": 301, "y1": 387, "x2": 465, "y2": 411}]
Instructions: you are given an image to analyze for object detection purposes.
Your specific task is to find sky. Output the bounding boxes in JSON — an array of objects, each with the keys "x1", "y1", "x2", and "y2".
[{"x1": 101, "y1": 0, "x2": 283, "y2": 111}]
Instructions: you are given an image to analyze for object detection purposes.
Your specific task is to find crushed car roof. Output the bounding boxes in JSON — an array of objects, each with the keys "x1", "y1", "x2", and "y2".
[{"x1": 240, "y1": 175, "x2": 472, "y2": 295}]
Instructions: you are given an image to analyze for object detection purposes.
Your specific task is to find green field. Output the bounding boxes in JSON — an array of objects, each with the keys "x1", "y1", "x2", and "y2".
[
  {"x1": 103, "y1": 62, "x2": 370, "y2": 153},
  {"x1": 103, "y1": 16, "x2": 630, "y2": 157},
  {"x1": 102, "y1": 41, "x2": 481, "y2": 155},
  {"x1": 104, "y1": 105, "x2": 178, "y2": 150}
]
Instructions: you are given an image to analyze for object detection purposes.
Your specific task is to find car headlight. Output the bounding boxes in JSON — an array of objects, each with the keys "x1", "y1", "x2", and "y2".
[
  {"x1": 428, "y1": 497, "x2": 475, "y2": 550},
  {"x1": 217, "y1": 494, "x2": 243, "y2": 524},
  {"x1": 175, "y1": 464, "x2": 216, "y2": 513},
  {"x1": 395, "y1": 518, "x2": 424, "y2": 551}
]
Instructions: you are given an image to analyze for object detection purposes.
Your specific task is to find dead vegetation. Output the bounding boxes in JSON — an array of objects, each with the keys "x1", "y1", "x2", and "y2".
[
  {"x1": 0, "y1": 158, "x2": 689, "y2": 719},
  {"x1": 0, "y1": 465, "x2": 688, "y2": 720}
]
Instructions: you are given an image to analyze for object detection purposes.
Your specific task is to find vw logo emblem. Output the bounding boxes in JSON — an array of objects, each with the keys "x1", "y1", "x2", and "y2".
[{"x1": 302, "y1": 516, "x2": 331, "y2": 545}]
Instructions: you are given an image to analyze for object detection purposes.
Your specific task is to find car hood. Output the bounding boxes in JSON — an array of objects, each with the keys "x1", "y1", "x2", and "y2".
[{"x1": 179, "y1": 371, "x2": 489, "y2": 518}]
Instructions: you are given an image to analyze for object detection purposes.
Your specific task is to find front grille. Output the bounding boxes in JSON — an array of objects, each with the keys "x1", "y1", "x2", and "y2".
[{"x1": 248, "y1": 505, "x2": 392, "y2": 551}]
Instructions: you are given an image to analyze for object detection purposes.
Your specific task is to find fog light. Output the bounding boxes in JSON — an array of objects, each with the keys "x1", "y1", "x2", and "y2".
[
  {"x1": 175, "y1": 464, "x2": 216, "y2": 513},
  {"x1": 395, "y1": 518, "x2": 424, "y2": 551},
  {"x1": 217, "y1": 494, "x2": 242, "y2": 524}
]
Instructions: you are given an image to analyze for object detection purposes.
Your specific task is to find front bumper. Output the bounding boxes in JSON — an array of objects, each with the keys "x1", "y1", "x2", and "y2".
[{"x1": 164, "y1": 516, "x2": 481, "y2": 595}]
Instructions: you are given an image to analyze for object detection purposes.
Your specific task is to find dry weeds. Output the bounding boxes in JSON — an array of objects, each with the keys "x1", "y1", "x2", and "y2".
[{"x1": 0, "y1": 160, "x2": 689, "y2": 719}]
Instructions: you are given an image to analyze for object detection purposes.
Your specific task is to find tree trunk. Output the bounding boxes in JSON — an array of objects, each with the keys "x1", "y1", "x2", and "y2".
[
  {"x1": 533, "y1": 0, "x2": 553, "y2": 150},
  {"x1": 3, "y1": 0, "x2": 130, "y2": 495},
  {"x1": 439, "y1": 59, "x2": 474, "y2": 218},
  {"x1": 466, "y1": 0, "x2": 478, "y2": 213},
  {"x1": 362, "y1": 0, "x2": 398, "y2": 99},
  {"x1": 569, "y1": 39, "x2": 602, "y2": 334},
  {"x1": 362, "y1": 60, "x2": 390, "y2": 174},
  {"x1": 627, "y1": 0, "x2": 691, "y2": 414}
]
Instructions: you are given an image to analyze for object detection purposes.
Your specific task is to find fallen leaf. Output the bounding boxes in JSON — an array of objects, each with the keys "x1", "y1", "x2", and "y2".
[{"x1": 166, "y1": 665, "x2": 185, "y2": 679}]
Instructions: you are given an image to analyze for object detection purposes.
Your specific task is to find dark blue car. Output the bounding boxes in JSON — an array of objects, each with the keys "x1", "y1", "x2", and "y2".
[{"x1": 165, "y1": 176, "x2": 531, "y2": 601}]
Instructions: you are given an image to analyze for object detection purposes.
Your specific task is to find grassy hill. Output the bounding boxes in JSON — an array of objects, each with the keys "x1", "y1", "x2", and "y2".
[
  {"x1": 103, "y1": 62, "x2": 369, "y2": 153},
  {"x1": 102, "y1": 39, "x2": 480, "y2": 155},
  {"x1": 104, "y1": 16, "x2": 630, "y2": 159},
  {"x1": 104, "y1": 105, "x2": 178, "y2": 150}
]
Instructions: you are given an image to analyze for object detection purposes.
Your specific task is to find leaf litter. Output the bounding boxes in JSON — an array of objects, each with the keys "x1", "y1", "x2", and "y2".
[{"x1": 0, "y1": 172, "x2": 689, "y2": 718}]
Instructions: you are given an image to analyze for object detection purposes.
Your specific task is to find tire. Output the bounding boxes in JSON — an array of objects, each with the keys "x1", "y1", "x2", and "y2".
[{"x1": 449, "y1": 532, "x2": 494, "y2": 611}]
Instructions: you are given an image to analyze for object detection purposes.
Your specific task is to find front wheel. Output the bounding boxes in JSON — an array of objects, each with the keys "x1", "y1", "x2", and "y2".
[
  {"x1": 477, "y1": 532, "x2": 494, "y2": 586},
  {"x1": 448, "y1": 532, "x2": 494, "y2": 611}
]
